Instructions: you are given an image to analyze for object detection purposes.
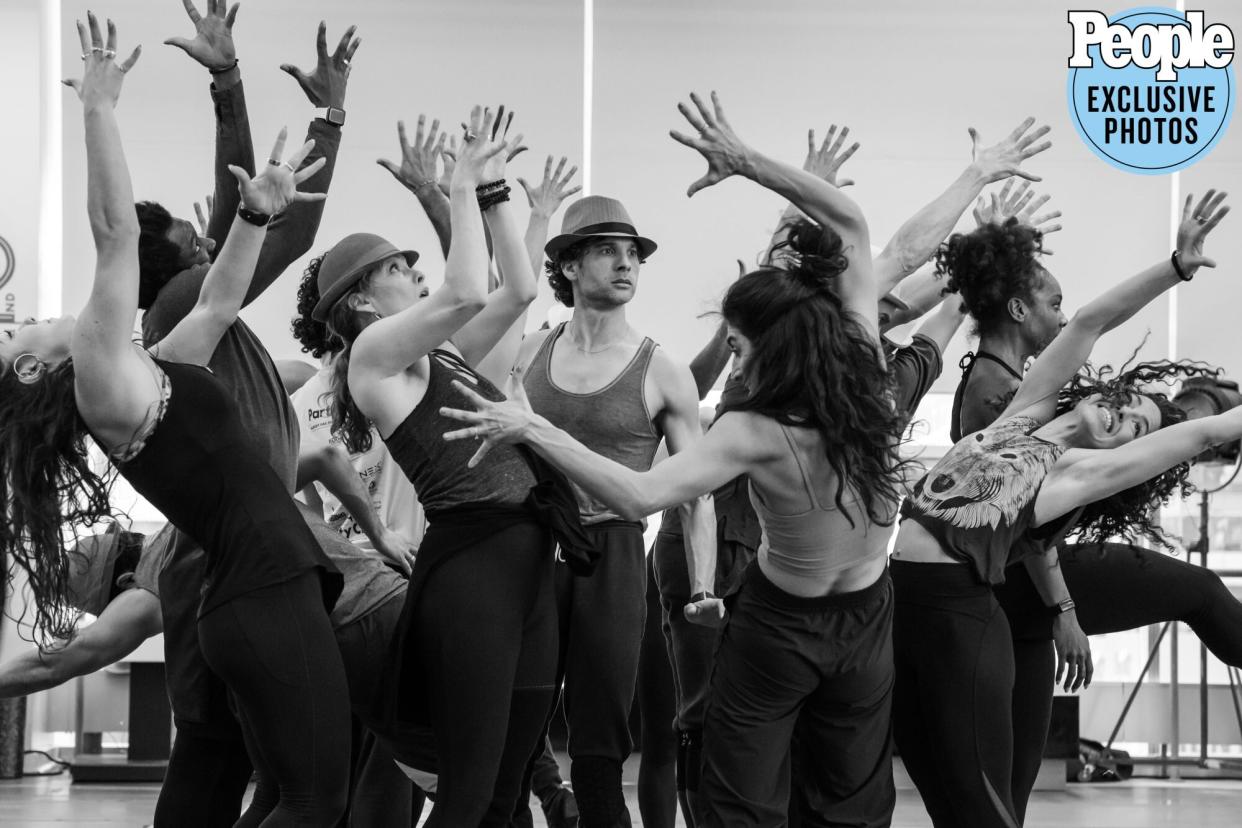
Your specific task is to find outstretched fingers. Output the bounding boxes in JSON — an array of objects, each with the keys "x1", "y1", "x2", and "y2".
[{"x1": 266, "y1": 126, "x2": 289, "y2": 167}]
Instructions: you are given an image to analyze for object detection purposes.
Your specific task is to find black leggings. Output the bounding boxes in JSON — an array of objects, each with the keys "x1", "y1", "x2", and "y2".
[
  {"x1": 892, "y1": 560, "x2": 1019, "y2": 828},
  {"x1": 414, "y1": 521, "x2": 558, "y2": 828},
  {"x1": 1000, "y1": 541, "x2": 1242, "y2": 821},
  {"x1": 199, "y1": 570, "x2": 351, "y2": 827},
  {"x1": 153, "y1": 729, "x2": 253, "y2": 827}
]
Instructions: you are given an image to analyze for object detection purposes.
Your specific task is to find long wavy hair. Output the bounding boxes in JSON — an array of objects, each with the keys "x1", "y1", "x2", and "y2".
[
  {"x1": 323, "y1": 272, "x2": 379, "y2": 454},
  {"x1": 936, "y1": 218, "x2": 1046, "y2": 336},
  {"x1": 291, "y1": 255, "x2": 343, "y2": 359},
  {"x1": 0, "y1": 359, "x2": 115, "y2": 647},
  {"x1": 1058, "y1": 354, "x2": 1220, "y2": 547},
  {"x1": 723, "y1": 219, "x2": 907, "y2": 527}
]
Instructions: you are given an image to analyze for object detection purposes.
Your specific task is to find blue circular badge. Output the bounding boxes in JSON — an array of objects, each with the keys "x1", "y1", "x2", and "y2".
[{"x1": 1067, "y1": 7, "x2": 1235, "y2": 174}]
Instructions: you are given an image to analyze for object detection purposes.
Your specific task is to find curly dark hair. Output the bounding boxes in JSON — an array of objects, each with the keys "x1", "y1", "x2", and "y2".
[
  {"x1": 0, "y1": 359, "x2": 115, "y2": 648},
  {"x1": 543, "y1": 239, "x2": 592, "y2": 307},
  {"x1": 135, "y1": 201, "x2": 185, "y2": 311},
  {"x1": 1057, "y1": 354, "x2": 1220, "y2": 548},
  {"x1": 291, "y1": 255, "x2": 342, "y2": 359},
  {"x1": 936, "y1": 218, "x2": 1046, "y2": 336},
  {"x1": 724, "y1": 219, "x2": 908, "y2": 527},
  {"x1": 324, "y1": 276, "x2": 379, "y2": 454}
]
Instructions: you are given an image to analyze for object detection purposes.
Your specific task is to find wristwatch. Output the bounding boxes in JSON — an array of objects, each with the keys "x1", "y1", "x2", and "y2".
[
  {"x1": 314, "y1": 106, "x2": 346, "y2": 127},
  {"x1": 1052, "y1": 597, "x2": 1076, "y2": 615},
  {"x1": 689, "y1": 591, "x2": 717, "y2": 604}
]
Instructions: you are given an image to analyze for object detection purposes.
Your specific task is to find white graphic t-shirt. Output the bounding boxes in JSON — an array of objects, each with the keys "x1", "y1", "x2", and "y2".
[{"x1": 292, "y1": 367, "x2": 425, "y2": 552}]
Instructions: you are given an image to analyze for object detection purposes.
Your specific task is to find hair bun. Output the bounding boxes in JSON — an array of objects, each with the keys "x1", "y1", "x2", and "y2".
[{"x1": 769, "y1": 218, "x2": 849, "y2": 292}]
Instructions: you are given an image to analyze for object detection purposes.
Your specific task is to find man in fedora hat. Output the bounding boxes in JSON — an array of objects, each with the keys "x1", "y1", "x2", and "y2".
[{"x1": 513, "y1": 195, "x2": 716, "y2": 827}]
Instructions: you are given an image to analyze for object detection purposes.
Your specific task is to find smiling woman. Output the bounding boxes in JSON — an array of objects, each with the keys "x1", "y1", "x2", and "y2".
[{"x1": 889, "y1": 189, "x2": 1235, "y2": 827}]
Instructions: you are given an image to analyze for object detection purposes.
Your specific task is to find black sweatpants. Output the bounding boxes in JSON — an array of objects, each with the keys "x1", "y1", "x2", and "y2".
[
  {"x1": 701, "y1": 563, "x2": 895, "y2": 828},
  {"x1": 998, "y1": 541, "x2": 1242, "y2": 821},
  {"x1": 555, "y1": 521, "x2": 647, "y2": 827},
  {"x1": 891, "y1": 560, "x2": 1019, "y2": 828},
  {"x1": 199, "y1": 570, "x2": 351, "y2": 827},
  {"x1": 413, "y1": 521, "x2": 558, "y2": 828},
  {"x1": 638, "y1": 549, "x2": 678, "y2": 828}
]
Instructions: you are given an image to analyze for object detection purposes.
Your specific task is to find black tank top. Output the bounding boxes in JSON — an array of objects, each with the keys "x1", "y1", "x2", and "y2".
[
  {"x1": 949, "y1": 350, "x2": 1025, "y2": 443},
  {"x1": 383, "y1": 349, "x2": 537, "y2": 518},
  {"x1": 115, "y1": 360, "x2": 342, "y2": 616}
]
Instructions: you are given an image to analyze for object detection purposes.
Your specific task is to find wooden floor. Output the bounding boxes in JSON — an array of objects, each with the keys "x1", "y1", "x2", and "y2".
[{"x1": 4, "y1": 774, "x2": 1242, "y2": 827}]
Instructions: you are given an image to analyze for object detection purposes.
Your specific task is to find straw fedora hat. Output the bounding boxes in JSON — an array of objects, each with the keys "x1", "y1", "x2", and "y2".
[{"x1": 544, "y1": 196, "x2": 657, "y2": 261}]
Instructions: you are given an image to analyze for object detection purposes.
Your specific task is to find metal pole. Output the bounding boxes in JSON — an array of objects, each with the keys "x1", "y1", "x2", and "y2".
[{"x1": 1200, "y1": 490, "x2": 1210, "y2": 764}]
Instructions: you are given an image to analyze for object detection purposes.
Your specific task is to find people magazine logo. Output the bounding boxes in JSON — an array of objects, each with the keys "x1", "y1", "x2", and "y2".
[
  {"x1": 0, "y1": 234, "x2": 15, "y2": 324},
  {"x1": 1067, "y1": 7, "x2": 1234, "y2": 174}
]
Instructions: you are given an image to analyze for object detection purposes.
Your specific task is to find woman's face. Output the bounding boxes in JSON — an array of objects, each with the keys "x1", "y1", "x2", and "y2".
[
  {"x1": 1019, "y1": 268, "x2": 1067, "y2": 354},
  {"x1": 0, "y1": 316, "x2": 77, "y2": 377},
  {"x1": 1069, "y1": 392, "x2": 1162, "y2": 449},
  {"x1": 359, "y1": 254, "x2": 430, "y2": 318},
  {"x1": 725, "y1": 325, "x2": 756, "y2": 389}
]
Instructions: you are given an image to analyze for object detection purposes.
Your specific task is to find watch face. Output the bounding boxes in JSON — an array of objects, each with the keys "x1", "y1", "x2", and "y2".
[{"x1": 327, "y1": 107, "x2": 346, "y2": 126}]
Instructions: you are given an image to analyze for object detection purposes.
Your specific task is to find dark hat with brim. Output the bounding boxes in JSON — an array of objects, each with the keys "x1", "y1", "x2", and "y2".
[
  {"x1": 544, "y1": 196, "x2": 657, "y2": 261},
  {"x1": 311, "y1": 233, "x2": 419, "y2": 322}
]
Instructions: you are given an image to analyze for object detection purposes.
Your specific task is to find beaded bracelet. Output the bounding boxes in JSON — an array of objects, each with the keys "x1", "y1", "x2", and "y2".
[
  {"x1": 478, "y1": 186, "x2": 512, "y2": 212},
  {"x1": 476, "y1": 178, "x2": 506, "y2": 192}
]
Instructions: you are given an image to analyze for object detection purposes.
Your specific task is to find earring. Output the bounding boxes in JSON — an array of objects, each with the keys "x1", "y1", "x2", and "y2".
[{"x1": 12, "y1": 353, "x2": 45, "y2": 385}]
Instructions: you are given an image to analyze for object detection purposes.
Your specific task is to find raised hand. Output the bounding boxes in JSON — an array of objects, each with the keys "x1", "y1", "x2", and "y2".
[
  {"x1": 804, "y1": 125, "x2": 859, "y2": 188},
  {"x1": 968, "y1": 117, "x2": 1052, "y2": 184},
  {"x1": 163, "y1": 0, "x2": 237, "y2": 71},
  {"x1": 972, "y1": 180, "x2": 1063, "y2": 238},
  {"x1": 481, "y1": 106, "x2": 524, "y2": 182},
  {"x1": 518, "y1": 156, "x2": 582, "y2": 218},
  {"x1": 1176, "y1": 190, "x2": 1230, "y2": 270},
  {"x1": 193, "y1": 194, "x2": 215, "y2": 236},
  {"x1": 670, "y1": 91, "x2": 752, "y2": 197},
  {"x1": 377, "y1": 115, "x2": 445, "y2": 195},
  {"x1": 439, "y1": 134, "x2": 458, "y2": 194},
  {"x1": 451, "y1": 106, "x2": 515, "y2": 188},
  {"x1": 227, "y1": 128, "x2": 328, "y2": 216},
  {"x1": 64, "y1": 13, "x2": 142, "y2": 107},
  {"x1": 280, "y1": 21, "x2": 358, "y2": 108},
  {"x1": 440, "y1": 376, "x2": 536, "y2": 468}
]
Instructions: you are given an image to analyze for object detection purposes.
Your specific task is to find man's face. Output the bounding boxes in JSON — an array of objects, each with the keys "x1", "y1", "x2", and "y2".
[
  {"x1": 565, "y1": 237, "x2": 643, "y2": 308},
  {"x1": 165, "y1": 217, "x2": 216, "y2": 270}
]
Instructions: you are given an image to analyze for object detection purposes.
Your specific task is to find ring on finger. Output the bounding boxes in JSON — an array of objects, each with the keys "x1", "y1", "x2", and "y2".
[
  {"x1": 267, "y1": 158, "x2": 281, "y2": 167},
  {"x1": 463, "y1": 129, "x2": 478, "y2": 143},
  {"x1": 341, "y1": 58, "x2": 351, "y2": 67},
  {"x1": 103, "y1": 49, "x2": 116, "y2": 59},
  {"x1": 282, "y1": 161, "x2": 296, "y2": 173}
]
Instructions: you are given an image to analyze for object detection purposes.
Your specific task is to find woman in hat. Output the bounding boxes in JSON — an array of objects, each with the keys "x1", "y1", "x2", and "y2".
[
  {"x1": 0, "y1": 15, "x2": 352, "y2": 824},
  {"x1": 314, "y1": 107, "x2": 557, "y2": 828},
  {"x1": 440, "y1": 91, "x2": 908, "y2": 827}
]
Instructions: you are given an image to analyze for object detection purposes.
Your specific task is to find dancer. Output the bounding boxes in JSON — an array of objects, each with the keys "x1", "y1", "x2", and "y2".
[
  {"x1": 372, "y1": 115, "x2": 582, "y2": 827},
  {"x1": 512, "y1": 184, "x2": 716, "y2": 826},
  {"x1": 890, "y1": 190, "x2": 1231, "y2": 827},
  {"x1": 291, "y1": 265, "x2": 424, "y2": 569},
  {"x1": 132, "y1": 5, "x2": 357, "y2": 824},
  {"x1": 316, "y1": 106, "x2": 560, "y2": 827},
  {"x1": 0, "y1": 15, "x2": 349, "y2": 824},
  {"x1": 642, "y1": 114, "x2": 1044, "y2": 827},
  {"x1": 946, "y1": 197, "x2": 1242, "y2": 821},
  {"x1": 441, "y1": 91, "x2": 907, "y2": 828}
]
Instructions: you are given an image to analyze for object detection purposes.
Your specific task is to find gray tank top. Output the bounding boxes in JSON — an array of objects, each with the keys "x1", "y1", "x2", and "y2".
[{"x1": 523, "y1": 323, "x2": 662, "y2": 523}]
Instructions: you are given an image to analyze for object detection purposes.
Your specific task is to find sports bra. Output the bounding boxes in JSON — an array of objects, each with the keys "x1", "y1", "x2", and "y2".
[{"x1": 750, "y1": 424, "x2": 890, "y2": 580}]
